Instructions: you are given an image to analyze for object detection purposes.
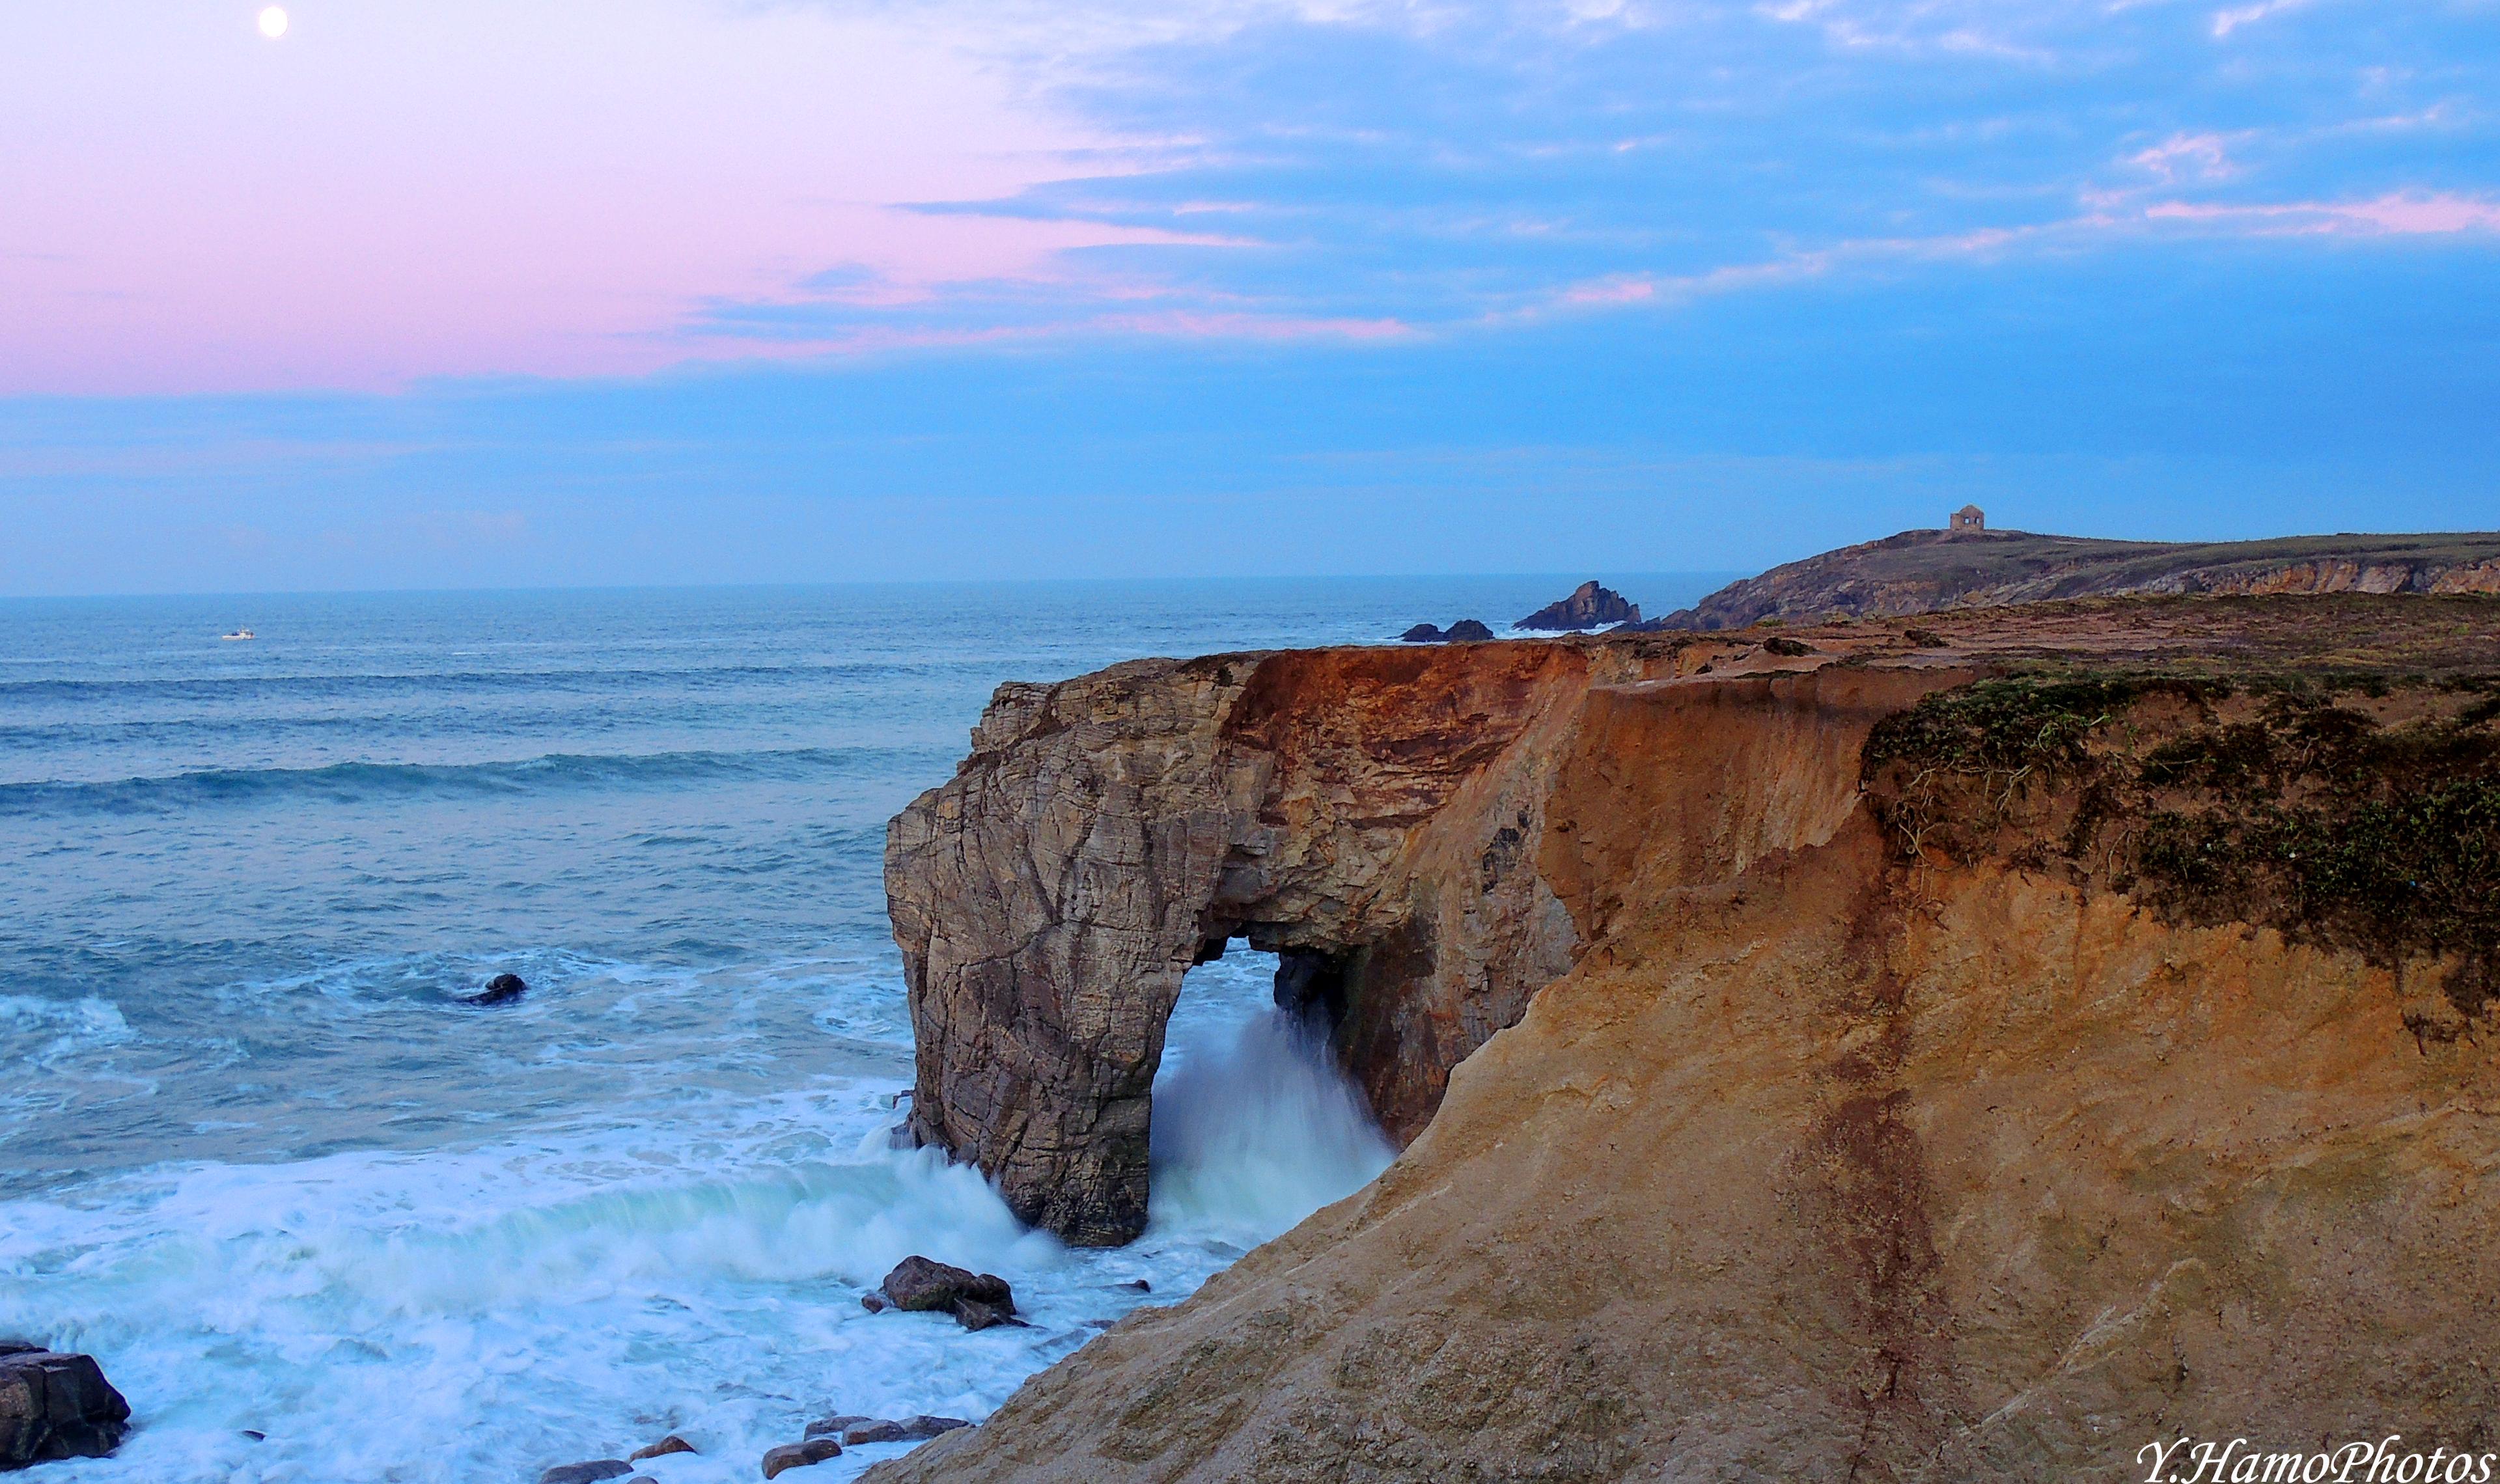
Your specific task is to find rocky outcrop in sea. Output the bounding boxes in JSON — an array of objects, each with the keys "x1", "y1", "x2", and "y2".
[
  {"x1": 0, "y1": 1345, "x2": 130, "y2": 1470},
  {"x1": 1514, "y1": 579, "x2": 1638, "y2": 630}
]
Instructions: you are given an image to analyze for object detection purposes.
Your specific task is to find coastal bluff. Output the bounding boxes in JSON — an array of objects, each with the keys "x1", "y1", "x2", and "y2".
[{"x1": 878, "y1": 594, "x2": 2500, "y2": 1481}]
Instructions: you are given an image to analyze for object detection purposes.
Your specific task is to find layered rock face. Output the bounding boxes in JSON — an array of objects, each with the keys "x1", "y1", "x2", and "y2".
[{"x1": 877, "y1": 595, "x2": 2500, "y2": 1482}]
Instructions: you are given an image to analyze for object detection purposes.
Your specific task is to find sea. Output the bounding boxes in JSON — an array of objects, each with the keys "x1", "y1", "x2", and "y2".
[{"x1": 0, "y1": 577, "x2": 1717, "y2": 1483}]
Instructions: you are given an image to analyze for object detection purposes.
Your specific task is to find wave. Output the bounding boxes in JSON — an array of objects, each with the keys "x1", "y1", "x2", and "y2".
[
  {"x1": 0, "y1": 745, "x2": 936, "y2": 818},
  {"x1": 0, "y1": 659, "x2": 952, "y2": 706},
  {"x1": 1148, "y1": 1007, "x2": 1396, "y2": 1246}
]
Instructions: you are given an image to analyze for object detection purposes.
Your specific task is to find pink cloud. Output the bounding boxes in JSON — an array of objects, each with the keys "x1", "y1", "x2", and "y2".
[
  {"x1": 2145, "y1": 192, "x2": 2500, "y2": 236},
  {"x1": 1561, "y1": 275, "x2": 1659, "y2": 305},
  {"x1": 0, "y1": 1, "x2": 1189, "y2": 395},
  {"x1": 2210, "y1": 0, "x2": 2310, "y2": 38},
  {"x1": 2129, "y1": 133, "x2": 2239, "y2": 184}
]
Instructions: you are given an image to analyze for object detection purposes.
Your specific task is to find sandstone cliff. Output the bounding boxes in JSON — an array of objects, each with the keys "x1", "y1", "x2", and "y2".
[
  {"x1": 876, "y1": 594, "x2": 2500, "y2": 1481},
  {"x1": 1650, "y1": 529, "x2": 2500, "y2": 630}
]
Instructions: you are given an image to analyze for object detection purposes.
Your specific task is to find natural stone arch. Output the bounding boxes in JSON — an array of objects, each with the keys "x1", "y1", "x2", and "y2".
[{"x1": 884, "y1": 641, "x2": 1932, "y2": 1244}]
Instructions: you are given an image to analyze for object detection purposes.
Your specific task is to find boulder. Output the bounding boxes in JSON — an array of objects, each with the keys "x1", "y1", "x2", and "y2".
[
  {"x1": 898, "y1": 1416, "x2": 971, "y2": 1440},
  {"x1": 0, "y1": 1349, "x2": 131, "y2": 1467},
  {"x1": 878, "y1": 1257, "x2": 1020, "y2": 1329},
  {"x1": 759, "y1": 1438, "x2": 841, "y2": 1478},
  {"x1": 466, "y1": 973, "x2": 528, "y2": 1006},
  {"x1": 1398, "y1": 624, "x2": 1445, "y2": 643},
  {"x1": 858, "y1": 1293, "x2": 887, "y2": 1313},
  {"x1": 803, "y1": 1415, "x2": 872, "y2": 1441},
  {"x1": 1762, "y1": 635, "x2": 1814, "y2": 657},
  {"x1": 1442, "y1": 619, "x2": 1496, "y2": 642},
  {"x1": 538, "y1": 1463, "x2": 632, "y2": 1484},
  {"x1": 1515, "y1": 581, "x2": 1639, "y2": 631},
  {"x1": 950, "y1": 1298, "x2": 1017, "y2": 1332},
  {"x1": 842, "y1": 1420, "x2": 908, "y2": 1446},
  {"x1": 627, "y1": 1435, "x2": 694, "y2": 1462}
]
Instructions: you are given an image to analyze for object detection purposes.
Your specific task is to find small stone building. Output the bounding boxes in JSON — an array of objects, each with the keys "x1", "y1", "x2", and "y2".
[{"x1": 1951, "y1": 504, "x2": 1986, "y2": 532}]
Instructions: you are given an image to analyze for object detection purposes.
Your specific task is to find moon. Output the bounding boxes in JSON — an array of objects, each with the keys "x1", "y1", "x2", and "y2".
[{"x1": 257, "y1": 6, "x2": 288, "y2": 38}]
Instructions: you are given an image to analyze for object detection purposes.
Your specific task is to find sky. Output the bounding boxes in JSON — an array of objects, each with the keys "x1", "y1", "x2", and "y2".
[{"x1": 3, "y1": 0, "x2": 2496, "y2": 594}]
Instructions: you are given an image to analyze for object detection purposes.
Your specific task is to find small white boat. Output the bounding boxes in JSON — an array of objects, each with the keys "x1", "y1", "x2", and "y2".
[{"x1": 220, "y1": 627, "x2": 256, "y2": 641}]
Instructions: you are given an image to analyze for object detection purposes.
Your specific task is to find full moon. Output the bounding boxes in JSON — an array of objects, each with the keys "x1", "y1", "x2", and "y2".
[{"x1": 257, "y1": 6, "x2": 288, "y2": 38}]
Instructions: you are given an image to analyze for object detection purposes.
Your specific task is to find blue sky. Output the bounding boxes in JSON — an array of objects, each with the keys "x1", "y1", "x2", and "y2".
[{"x1": 4, "y1": 0, "x2": 2496, "y2": 594}]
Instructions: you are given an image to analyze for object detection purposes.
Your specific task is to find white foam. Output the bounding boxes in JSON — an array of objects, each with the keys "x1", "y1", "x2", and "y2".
[
  {"x1": 0, "y1": 957, "x2": 1398, "y2": 1481},
  {"x1": 1148, "y1": 1008, "x2": 1396, "y2": 1248}
]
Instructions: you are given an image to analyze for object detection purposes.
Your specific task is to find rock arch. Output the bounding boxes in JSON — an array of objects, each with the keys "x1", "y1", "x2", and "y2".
[{"x1": 884, "y1": 642, "x2": 1937, "y2": 1244}]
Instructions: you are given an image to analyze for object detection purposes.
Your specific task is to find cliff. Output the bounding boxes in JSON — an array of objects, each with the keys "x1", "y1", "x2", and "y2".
[
  {"x1": 1651, "y1": 529, "x2": 2500, "y2": 630},
  {"x1": 876, "y1": 594, "x2": 2500, "y2": 1481}
]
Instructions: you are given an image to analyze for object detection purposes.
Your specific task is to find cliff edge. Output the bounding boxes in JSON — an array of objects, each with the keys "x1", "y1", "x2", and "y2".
[
  {"x1": 878, "y1": 594, "x2": 2500, "y2": 1481},
  {"x1": 1651, "y1": 528, "x2": 2500, "y2": 630}
]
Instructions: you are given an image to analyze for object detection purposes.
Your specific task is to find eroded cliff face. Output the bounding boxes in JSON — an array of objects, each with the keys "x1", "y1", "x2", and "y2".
[
  {"x1": 887, "y1": 640, "x2": 1728, "y2": 1243},
  {"x1": 873, "y1": 607, "x2": 2500, "y2": 1482},
  {"x1": 884, "y1": 625, "x2": 1961, "y2": 1245}
]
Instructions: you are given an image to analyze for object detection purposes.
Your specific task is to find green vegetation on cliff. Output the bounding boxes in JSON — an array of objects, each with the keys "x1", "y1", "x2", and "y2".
[{"x1": 1865, "y1": 671, "x2": 2500, "y2": 1020}]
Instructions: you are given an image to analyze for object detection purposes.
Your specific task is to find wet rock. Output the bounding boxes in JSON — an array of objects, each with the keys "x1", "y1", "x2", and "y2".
[
  {"x1": 538, "y1": 1463, "x2": 632, "y2": 1484},
  {"x1": 1118, "y1": 1279, "x2": 1151, "y2": 1292},
  {"x1": 879, "y1": 1256, "x2": 1020, "y2": 1328},
  {"x1": 467, "y1": 972, "x2": 529, "y2": 1006},
  {"x1": 951, "y1": 1297, "x2": 1020, "y2": 1332},
  {"x1": 760, "y1": 1437, "x2": 842, "y2": 1477},
  {"x1": 1399, "y1": 624, "x2": 1445, "y2": 643},
  {"x1": 803, "y1": 1415, "x2": 872, "y2": 1441},
  {"x1": 0, "y1": 1348, "x2": 132, "y2": 1467},
  {"x1": 859, "y1": 1293, "x2": 887, "y2": 1313},
  {"x1": 898, "y1": 1416, "x2": 971, "y2": 1440},
  {"x1": 1442, "y1": 619, "x2": 1496, "y2": 642},
  {"x1": 628, "y1": 1434, "x2": 695, "y2": 1462},
  {"x1": 628, "y1": 1477, "x2": 658, "y2": 1484},
  {"x1": 1516, "y1": 580, "x2": 1639, "y2": 631},
  {"x1": 842, "y1": 1420, "x2": 908, "y2": 1445}
]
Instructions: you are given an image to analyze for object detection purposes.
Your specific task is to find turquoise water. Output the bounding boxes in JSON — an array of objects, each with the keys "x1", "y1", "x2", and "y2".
[{"x1": 0, "y1": 577, "x2": 1714, "y2": 1482}]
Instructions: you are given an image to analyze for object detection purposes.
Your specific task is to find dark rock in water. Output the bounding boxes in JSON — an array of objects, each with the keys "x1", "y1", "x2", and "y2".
[
  {"x1": 880, "y1": 1256, "x2": 1018, "y2": 1330},
  {"x1": 1118, "y1": 1278, "x2": 1151, "y2": 1292},
  {"x1": 466, "y1": 972, "x2": 528, "y2": 1006},
  {"x1": 1442, "y1": 619, "x2": 1496, "y2": 642},
  {"x1": 760, "y1": 1437, "x2": 842, "y2": 1477},
  {"x1": 242, "y1": 1429, "x2": 266, "y2": 1442},
  {"x1": 1398, "y1": 623, "x2": 1445, "y2": 643},
  {"x1": 0, "y1": 1349, "x2": 132, "y2": 1467},
  {"x1": 803, "y1": 1415, "x2": 872, "y2": 1441},
  {"x1": 842, "y1": 1420, "x2": 908, "y2": 1446},
  {"x1": 1516, "y1": 581, "x2": 1639, "y2": 631},
  {"x1": 538, "y1": 1463, "x2": 632, "y2": 1484},
  {"x1": 628, "y1": 1434, "x2": 695, "y2": 1462},
  {"x1": 1762, "y1": 635, "x2": 1814, "y2": 657},
  {"x1": 628, "y1": 1477, "x2": 658, "y2": 1484},
  {"x1": 859, "y1": 1293, "x2": 887, "y2": 1313},
  {"x1": 898, "y1": 1416, "x2": 971, "y2": 1440},
  {"x1": 951, "y1": 1297, "x2": 1020, "y2": 1331}
]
